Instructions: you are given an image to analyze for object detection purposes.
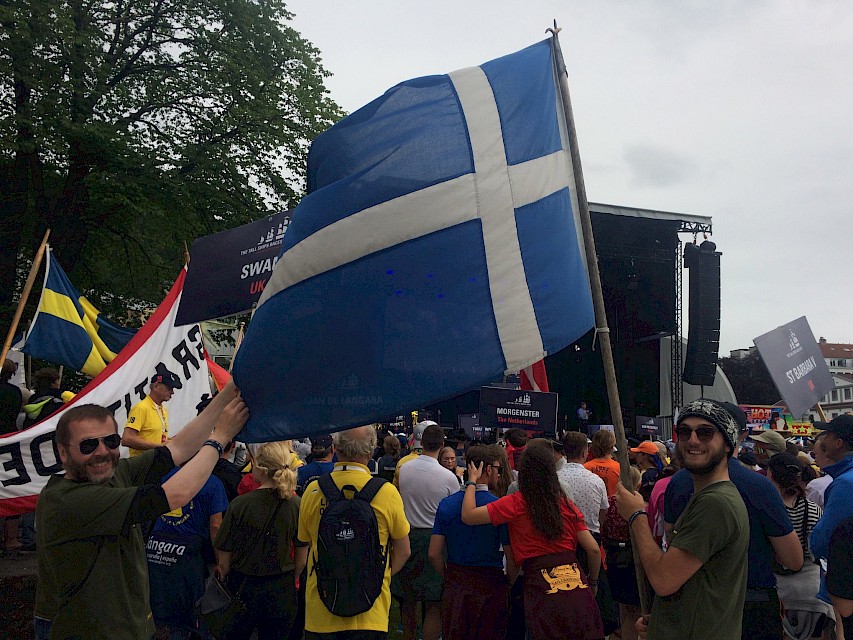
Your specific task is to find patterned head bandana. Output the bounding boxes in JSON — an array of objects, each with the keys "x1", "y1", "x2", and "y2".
[{"x1": 677, "y1": 399, "x2": 739, "y2": 452}]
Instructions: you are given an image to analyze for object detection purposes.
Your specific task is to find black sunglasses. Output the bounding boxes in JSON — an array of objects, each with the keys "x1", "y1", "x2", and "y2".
[
  {"x1": 674, "y1": 426, "x2": 717, "y2": 442},
  {"x1": 71, "y1": 433, "x2": 122, "y2": 455},
  {"x1": 488, "y1": 464, "x2": 503, "y2": 472}
]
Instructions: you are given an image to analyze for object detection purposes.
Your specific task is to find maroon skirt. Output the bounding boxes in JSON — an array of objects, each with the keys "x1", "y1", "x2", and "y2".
[
  {"x1": 522, "y1": 550, "x2": 603, "y2": 640},
  {"x1": 441, "y1": 563, "x2": 509, "y2": 640}
]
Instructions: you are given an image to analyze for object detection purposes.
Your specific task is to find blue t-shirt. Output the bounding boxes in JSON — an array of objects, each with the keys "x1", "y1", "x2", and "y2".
[
  {"x1": 664, "y1": 457, "x2": 792, "y2": 588},
  {"x1": 432, "y1": 488, "x2": 510, "y2": 568},
  {"x1": 297, "y1": 460, "x2": 335, "y2": 493},
  {"x1": 152, "y1": 468, "x2": 229, "y2": 540}
]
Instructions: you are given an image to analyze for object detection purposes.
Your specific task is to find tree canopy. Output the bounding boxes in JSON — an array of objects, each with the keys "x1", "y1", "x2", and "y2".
[
  {"x1": 718, "y1": 351, "x2": 781, "y2": 405},
  {"x1": 0, "y1": 0, "x2": 341, "y2": 327}
]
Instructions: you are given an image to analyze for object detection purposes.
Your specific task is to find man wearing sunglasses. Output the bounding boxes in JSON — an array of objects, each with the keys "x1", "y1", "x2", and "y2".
[
  {"x1": 34, "y1": 381, "x2": 248, "y2": 640},
  {"x1": 661, "y1": 401, "x2": 802, "y2": 640},
  {"x1": 615, "y1": 399, "x2": 750, "y2": 640}
]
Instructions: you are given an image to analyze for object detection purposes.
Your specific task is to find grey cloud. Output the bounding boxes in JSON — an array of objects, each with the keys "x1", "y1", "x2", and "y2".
[{"x1": 623, "y1": 143, "x2": 698, "y2": 188}]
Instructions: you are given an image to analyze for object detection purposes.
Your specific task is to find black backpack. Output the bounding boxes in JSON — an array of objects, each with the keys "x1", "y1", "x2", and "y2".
[{"x1": 314, "y1": 475, "x2": 389, "y2": 617}]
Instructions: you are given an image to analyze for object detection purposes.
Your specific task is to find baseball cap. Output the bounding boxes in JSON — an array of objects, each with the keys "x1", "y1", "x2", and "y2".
[
  {"x1": 824, "y1": 415, "x2": 853, "y2": 445},
  {"x1": 630, "y1": 441, "x2": 659, "y2": 456},
  {"x1": 412, "y1": 420, "x2": 437, "y2": 448},
  {"x1": 750, "y1": 429, "x2": 787, "y2": 454},
  {"x1": 310, "y1": 434, "x2": 334, "y2": 449},
  {"x1": 151, "y1": 369, "x2": 181, "y2": 389}
]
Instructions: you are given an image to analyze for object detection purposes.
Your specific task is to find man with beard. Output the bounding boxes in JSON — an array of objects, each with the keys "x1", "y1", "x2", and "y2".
[
  {"x1": 662, "y1": 402, "x2": 802, "y2": 640},
  {"x1": 615, "y1": 399, "x2": 750, "y2": 640},
  {"x1": 34, "y1": 382, "x2": 248, "y2": 640}
]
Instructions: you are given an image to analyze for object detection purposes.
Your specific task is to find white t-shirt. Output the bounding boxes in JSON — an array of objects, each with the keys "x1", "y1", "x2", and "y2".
[{"x1": 398, "y1": 454, "x2": 460, "y2": 528}]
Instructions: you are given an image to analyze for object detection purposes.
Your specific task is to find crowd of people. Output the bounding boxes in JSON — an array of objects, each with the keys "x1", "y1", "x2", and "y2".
[{"x1": 1, "y1": 359, "x2": 850, "y2": 640}]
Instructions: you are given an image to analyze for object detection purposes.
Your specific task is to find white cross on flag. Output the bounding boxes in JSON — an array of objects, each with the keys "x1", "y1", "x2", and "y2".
[{"x1": 234, "y1": 39, "x2": 594, "y2": 440}]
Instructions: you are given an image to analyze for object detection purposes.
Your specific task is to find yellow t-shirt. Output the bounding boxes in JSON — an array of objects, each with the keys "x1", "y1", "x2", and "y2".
[
  {"x1": 125, "y1": 396, "x2": 168, "y2": 457},
  {"x1": 392, "y1": 451, "x2": 420, "y2": 487},
  {"x1": 297, "y1": 462, "x2": 410, "y2": 633}
]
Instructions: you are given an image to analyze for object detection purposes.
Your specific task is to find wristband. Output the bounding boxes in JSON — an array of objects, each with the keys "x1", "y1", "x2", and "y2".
[
  {"x1": 464, "y1": 481, "x2": 477, "y2": 488},
  {"x1": 628, "y1": 510, "x2": 648, "y2": 527},
  {"x1": 203, "y1": 439, "x2": 224, "y2": 456}
]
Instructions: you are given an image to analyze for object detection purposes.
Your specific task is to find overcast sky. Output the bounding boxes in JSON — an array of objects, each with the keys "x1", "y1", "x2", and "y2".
[{"x1": 286, "y1": 0, "x2": 853, "y2": 354}]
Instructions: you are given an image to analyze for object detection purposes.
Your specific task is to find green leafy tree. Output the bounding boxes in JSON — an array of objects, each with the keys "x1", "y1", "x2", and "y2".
[
  {"x1": 718, "y1": 351, "x2": 781, "y2": 405},
  {"x1": 0, "y1": 0, "x2": 341, "y2": 327}
]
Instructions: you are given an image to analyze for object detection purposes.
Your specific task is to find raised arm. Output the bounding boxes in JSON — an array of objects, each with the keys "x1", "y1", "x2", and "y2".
[
  {"x1": 166, "y1": 381, "x2": 243, "y2": 466},
  {"x1": 161, "y1": 392, "x2": 248, "y2": 510},
  {"x1": 461, "y1": 462, "x2": 493, "y2": 526}
]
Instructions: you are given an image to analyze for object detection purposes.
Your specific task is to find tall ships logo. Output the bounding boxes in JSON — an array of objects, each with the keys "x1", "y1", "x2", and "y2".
[
  {"x1": 239, "y1": 215, "x2": 291, "y2": 293},
  {"x1": 508, "y1": 393, "x2": 532, "y2": 407},
  {"x1": 789, "y1": 330, "x2": 800, "y2": 353}
]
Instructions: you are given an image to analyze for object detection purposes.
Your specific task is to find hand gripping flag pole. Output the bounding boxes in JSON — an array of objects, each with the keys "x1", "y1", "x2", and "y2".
[{"x1": 548, "y1": 24, "x2": 652, "y2": 615}]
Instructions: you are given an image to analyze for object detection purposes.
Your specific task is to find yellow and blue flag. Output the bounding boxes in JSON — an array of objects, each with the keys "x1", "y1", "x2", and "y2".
[{"x1": 23, "y1": 248, "x2": 137, "y2": 377}]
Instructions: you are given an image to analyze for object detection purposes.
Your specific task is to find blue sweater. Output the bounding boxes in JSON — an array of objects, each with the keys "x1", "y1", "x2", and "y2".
[{"x1": 810, "y1": 453, "x2": 853, "y2": 559}]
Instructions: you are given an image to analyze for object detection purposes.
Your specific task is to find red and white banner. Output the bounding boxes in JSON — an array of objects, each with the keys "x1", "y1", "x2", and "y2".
[
  {"x1": 0, "y1": 270, "x2": 212, "y2": 516},
  {"x1": 520, "y1": 359, "x2": 549, "y2": 393}
]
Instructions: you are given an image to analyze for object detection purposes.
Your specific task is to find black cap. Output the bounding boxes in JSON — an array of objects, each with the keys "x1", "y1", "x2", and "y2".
[
  {"x1": 151, "y1": 370, "x2": 181, "y2": 389},
  {"x1": 824, "y1": 415, "x2": 853, "y2": 446}
]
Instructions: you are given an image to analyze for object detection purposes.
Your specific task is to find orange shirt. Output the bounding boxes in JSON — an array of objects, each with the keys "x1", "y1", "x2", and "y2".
[{"x1": 584, "y1": 457, "x2": 621, "y2": 496}]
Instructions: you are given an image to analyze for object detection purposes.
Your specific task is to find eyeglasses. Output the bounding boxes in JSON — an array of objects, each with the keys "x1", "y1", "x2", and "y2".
[
  {"x1": 674, "y1": 426, "x2": 717, "y2": 442},
  {"x1": 488, "y1": 464, "x2": 503, "y2": 473},
  {"x1": 70, "y1": 433, "x2": 122, "y2": 455}
]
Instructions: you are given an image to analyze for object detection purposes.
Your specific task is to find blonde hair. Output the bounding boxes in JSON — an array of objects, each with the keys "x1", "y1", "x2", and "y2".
[
  {"x1": 251, "y1": 441, "x2": 297, "y2": 499},
  {"x1": 628, "y1": 465, "x2": 642, "y2": 491}
]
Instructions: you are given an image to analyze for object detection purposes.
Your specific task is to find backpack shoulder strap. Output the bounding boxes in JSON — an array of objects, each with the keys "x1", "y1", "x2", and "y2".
[
  {"x1": 357, "y1": 477, "x2": 387, "y2": 504},
  {"x1": 318, "y1": 474, "x2": 343, "y2": 502}
]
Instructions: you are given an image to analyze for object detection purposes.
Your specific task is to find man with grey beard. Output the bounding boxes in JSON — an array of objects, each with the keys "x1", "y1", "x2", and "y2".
[{"x1": 34, "y1": 383, "x2": 247, "y2": 640}]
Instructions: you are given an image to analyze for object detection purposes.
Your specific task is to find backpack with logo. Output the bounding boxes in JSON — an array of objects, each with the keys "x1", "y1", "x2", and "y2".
[{"x1": 314, "y1": 475, "x2": 389, "y2": 617}]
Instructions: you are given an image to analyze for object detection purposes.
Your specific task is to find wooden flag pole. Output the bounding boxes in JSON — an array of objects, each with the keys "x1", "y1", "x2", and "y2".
[
  {"x1": 815, "y1": 402, "x2": 828, "y2": 423},
  {"x1": 228, "y1": 322, "x2": 245, "y2": 374},
  {"x1": 548, "y1": 26, "x2": 652, "y2": 614},
  {"x1": 0, "y1": 229, "x2": 51, "y2": 366}
]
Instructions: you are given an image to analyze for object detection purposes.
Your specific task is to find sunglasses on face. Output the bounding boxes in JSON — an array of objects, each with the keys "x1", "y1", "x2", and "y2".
[
  {"x1": 488, "y1": 464, "x2": 503, "y2": 473},
  {"x1": 674, "y1": 426, "x2": 717, "y2": 442},
  {"x1": 71, "y1": 433, "x2": 122, "y2": 455}
]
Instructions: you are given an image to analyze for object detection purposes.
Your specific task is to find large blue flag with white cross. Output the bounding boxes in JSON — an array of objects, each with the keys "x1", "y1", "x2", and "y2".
[{"x1": 233, "y1": 39, "x2": 594, "y2": 441}]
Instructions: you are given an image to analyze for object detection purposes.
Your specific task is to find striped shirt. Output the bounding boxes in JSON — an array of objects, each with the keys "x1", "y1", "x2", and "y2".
[{"x1": 785, "y1": 496, "x2": 823, "y2": 559}]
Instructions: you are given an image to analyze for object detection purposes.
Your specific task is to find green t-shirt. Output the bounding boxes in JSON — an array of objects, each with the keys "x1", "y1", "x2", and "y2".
[
  {"x1": 34, "y1": 449, "x2": 171, "y2": 640},
  {"x1": 648, "y1": 480, "x2": 749, "y2": 640},
  {"x1": 215, "y1": 488, "x2": 300, "y2": 575}
]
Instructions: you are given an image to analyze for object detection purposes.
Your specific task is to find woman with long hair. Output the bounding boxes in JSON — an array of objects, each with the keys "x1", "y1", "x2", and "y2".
[
  {"x1": 766, "y1": 453, "x2": 835, "y2": 640},
  {"x1": 491, "y1": 444, "x2": 515, "y2": 498},
  {"x1": 215, "y1": 441, "x2": 301, "y2": 639},
  {"x1": 462, "y1": 443, "x2": 603, "y2": 639}
]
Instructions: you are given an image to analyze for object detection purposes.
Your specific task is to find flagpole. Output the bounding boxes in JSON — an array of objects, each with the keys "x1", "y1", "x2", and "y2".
[
  {"x1": 548, "y1": 25, "x2": 652, "y2": 614},
  {"x1": 228, "y1": 322, "x2": 245, "y2": 374},
  {"x1": 0, "y1": 229, "x2": 51, "y2": 366}
]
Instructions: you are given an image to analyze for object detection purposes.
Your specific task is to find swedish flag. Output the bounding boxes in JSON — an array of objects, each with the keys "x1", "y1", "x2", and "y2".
[{"x1": 23, "y1": 248, "x2": 137, "y2": 377}]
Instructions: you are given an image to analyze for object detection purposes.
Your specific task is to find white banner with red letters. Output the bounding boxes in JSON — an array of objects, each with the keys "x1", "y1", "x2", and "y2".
[{"x1": 0, "y1": 270, "x2": 212, "y2": 516}]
